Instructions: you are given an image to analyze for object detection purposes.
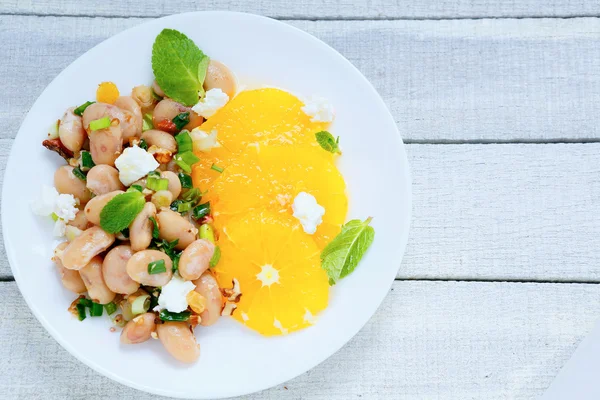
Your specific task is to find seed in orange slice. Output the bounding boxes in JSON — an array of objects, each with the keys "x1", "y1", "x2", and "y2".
[{"x1": 214, "y1": 210, "x2": 329, "y2": 335}]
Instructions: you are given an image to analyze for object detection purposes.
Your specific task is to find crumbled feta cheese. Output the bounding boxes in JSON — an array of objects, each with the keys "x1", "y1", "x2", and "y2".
[
  {"x1": 292, "y1": 192, "x2": 325, "y2": 235},
  {"x1": 156, "y1": 275, "x2": 196, "y2": 313},
  {"x1": 54, "y1": 193, "x2": 78, "y2": 222},
  {"x1": 32, "y1": 185, "x2": 79, "y2": 238},
  {"x1": 114, "y1": 145, "x2": 159, "y2": 186},
  {"x1": 190, "y1": 128, "x2": 221, "y2": 152},
  {"x1": 31, "y1": 185, "x2": 59, "y2": 217},
  {"x1": 53, "y1": 219, "x2": 67, "y2": 237},
  {"x1": 192, "y1": 88, "x2": 229, "y2": 118},
  {"x1": 301, "y1": 96, "x2": 334, "y2": 122}
]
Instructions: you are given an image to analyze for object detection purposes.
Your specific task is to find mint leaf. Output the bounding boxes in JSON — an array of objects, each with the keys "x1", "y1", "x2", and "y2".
[
  {"x1": 152, "y1": 29, "x2": 208, "y2": 106},
  {"x1": 99, "y1": 191, "x2": 145, "y2": 234},
  {"x1": 320, "y1": 217, "x2": 374, "y2": 285},
  {"x1": 197, "y1": 56, "x2": 210, "y2": 98},
  {"x1": 315, "y1": 131, "x2": 341, "y2": 154}
]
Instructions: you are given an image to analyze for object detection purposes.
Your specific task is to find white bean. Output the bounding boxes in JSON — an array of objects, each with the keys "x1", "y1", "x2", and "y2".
[
  {"x1": 193, "y1": 271, "x2": 223, "y2": 326},
  {"x1": 204, "y1": 60, "x2": 236, "y2": 98},
  {"x1": 68, "y1": 210, "x2": 91, "y2": 230},
  {"x1": 126, "y1": 250, "x2": 173, "y2": 286},
  {"x1": 156, "y1": 322, "x2": 200, "y2": 363},
  {"x1": 54, "y1": 165, "x2": 92, "y2": 204},
  {"x1": 114, "y1": 96, "x2": 143, "y2": 142},
  {"x1": 84, "y1": 190, "x2": 124, "y2": 226},
  {"x1": 141, "y1": 130, "x2": 177, "y2": 153},
  {"x1": 59, "y1": 107, "x2": 86, "y2": 153},
  {"x1": 61, "y1": 226, "x2": 115, "y2": 270},
  {"x1": 86, "y1": 165, "x2": 125, "y2": 195},
  {"x1": 120, "y1": 313, "x2": 156, "y2": 344},
  {"x1": 102, "y1": 245, "x2": 139, "y2": 295},
  {"x1": 178, "y1": 239, "x2": 214, "y2": 281},
  {"x1": 160, "y1": 171, "x2": 181, "y2": 199},
  {"x1": 156, "y1": 209, "x2": 198, "y2": 250},
  {"x1": 89, "y1": 124, "x2": 123, "y2": 166},
  {"x1": 129, "y1": 202, "x2": 156, "y2": 252},
  {"x1": 79, "y1": 255, "x2": 116, "y2": 304},
  {"x1": 53, "y1": 242, "x2": 86, "y2": 293}
]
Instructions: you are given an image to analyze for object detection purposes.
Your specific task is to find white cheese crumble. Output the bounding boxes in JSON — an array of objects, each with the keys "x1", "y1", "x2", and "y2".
[
  {"x1": 31, "y1": 185, "x2": 79, "y2": 237},
  {"x1": 190, "y1": 128, "x2": 221, "y2": 152},
  {"x1": 301, "y1": 96, "x2": 335, "y2": 122},
  {"x1": 192, "y1": 88, "x2": 229, "y2": 118},
  {"x1": 156, "y1": 274, "x2": 196, "y2": 313},
  {"x1": 291, "y1": 192, "x2": 325, "y2": 235},
  {"x1": 114, "y1": 145, "x2": 159, "y2": 186}
]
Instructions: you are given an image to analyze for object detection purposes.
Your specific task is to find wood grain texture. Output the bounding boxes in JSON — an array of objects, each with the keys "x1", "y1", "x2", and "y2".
[
  {"x1": 0, "y1": 280, "x2": 597, "y2": 399},
  {"x1": 2, "y1": 0, "x2": 600, "y2": 19},
  {"x1": 2, "y1": 16, "x2": 600, "y2": 142},
  {"x1": 1, "y1": 142, "x2": 600, "y2": 281}
]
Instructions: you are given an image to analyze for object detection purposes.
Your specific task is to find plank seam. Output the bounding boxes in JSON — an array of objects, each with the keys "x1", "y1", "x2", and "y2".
[{"x1": 1, "y1": 12, "x2": 600, "y2": 21}]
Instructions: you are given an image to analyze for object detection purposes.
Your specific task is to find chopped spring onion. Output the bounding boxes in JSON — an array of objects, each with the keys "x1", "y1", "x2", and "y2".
[
  {"x1": 149, "y1": 216, "x2": 159, "y2": 239},
  {"x1": 79, "y1": 298, "x2": 93, "y2": 308},
  {"x1": 170, "y1": 200, "x2": 184, "y2": 213},
  {"x1": 130, "y1": 184, "x2": 143, "y2": 193},
  {"x1": 89, "y1": 116, "x2": 111, "y2": 131},
  {"x1": 172, "y1": 253, "x2": 181, "y2": 273},
  {"x1": 209, "y1": 245, "x2": 221, "y2": 268},
  {"x1": 172, "y1": 112, "x2": 190, "y2": 131},
  {"x1": 80, "y1": 151, "x2": 95, "y2": 170},
  {"x1": 199, "y1": 224, "x2": 215, "y2": 243},
  {"x1": 175, "y1": 131, "x2": 193, "y2": 153},
  {"x1": 148, "y1": 259, "x2": 167, "y2": 275},
  {"x1": 147, "y1": 176, "x2": 169, "y2": 191},
  {"x1": 142, "y1": 113, "x2": 154, "y2": 132},
  {"x1": 72, "y1": 167, "x2": 86, "y2": 181},
  {"x1": 178, "y1": 172, "x2": 192, "y2": 189},
  {"x1": 192, "y1": 202, "x2": 210, "y2": 220},
  {"x1": 73, "y1": 101, "x2": 95, "y2": 116},
  {"x1": 177, "y1": 201, "x2": 192, "y2": 213},
  {"x1": 76, "y1": 303, "x2": 87, "y2": 321},
  {"x1": 90, "y1": 302, "x2": 104, "y2": 317},
  {"x1": 120, "y1": 228, "x2": 130, "y2": 239},
  {"x1": 131, "y1": 294, "x2": 150, "y2": 315},
  {"x1": 211, "y1": 164, "x2": 224, "y2": 173},
  {"x1": 104, "y1": 302, "x2": 117, "y2": 315},
  {"x1": 174, "y1": 151, "x2": 200, "y2": 173},
  {"x1": 47, "y1": 120, "x2": 59, "y2": 139},
  {"x1": 181, "y1": 188, "x2": 201, "y2": 204},
  {"x1": 147, "y1": 288, "x2": 161, "y2": 310},
  {"x1": 147, "y1": 170, "x2": 160, "y2": 178},
  {"x1": 51, "y1": 212, "x2": 59, "y2": 222},
  {"x1": 139, "y1": 138, "x2": 148, "y2": 150},
  {"x1": 159, "y1": 309, "x2": 191, "y2": 322}
]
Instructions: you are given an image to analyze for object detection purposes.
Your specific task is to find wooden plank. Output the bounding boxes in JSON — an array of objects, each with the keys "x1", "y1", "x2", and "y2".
[
  {"x1": 2, "y1": 0, "x2": 600, "y2": 19},
  {"x1": 0, "y1": 280, "x2": 597, "y2": 399},
  {"x1": 3, "y1": 15, "x2": 600, "y2": 141},
  {"x1": 2, "y1": 142, "x2": 600, "y2": 281}
]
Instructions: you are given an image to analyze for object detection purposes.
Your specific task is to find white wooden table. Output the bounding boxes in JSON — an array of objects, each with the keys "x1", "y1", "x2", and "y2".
[{"x1": 2, "y1": 1, "x2": 600, "y2": 399}]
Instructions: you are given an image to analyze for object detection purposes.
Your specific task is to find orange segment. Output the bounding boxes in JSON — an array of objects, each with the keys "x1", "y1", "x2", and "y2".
[
  {"x1": 204, "y1": 145, "x2": 348, "y2": 249},
  {"x1": 96, "y1": 82, "x2": 119, "y2": 104},
  {"x1": 191, "y1": 88, "x2": 328, "y2": 192},
  {"x1": 215, "y1": 210, "x2": 329, "y2": 335}
]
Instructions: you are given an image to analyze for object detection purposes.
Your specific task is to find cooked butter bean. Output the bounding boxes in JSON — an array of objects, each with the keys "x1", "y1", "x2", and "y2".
[
  {"x1": 152, "y1": 80, "x2": 165, "y2": 98},
  {"x1": 178, "y1": 239, "x2": 215, "y2": 281},
  {"x1": 156, "y1": 209, "x2": 198, "y2": 250},
  {"x1": 120, "y1": 312, "x2": 156, "y2": 344},
  {"x1": 204, "y1": 60, "x2": 236, "y2": 98},
  {"x1": 79, "y1": 255, "x2": 116, "y2": 304},
  {"x1": 141, "y1": 130, "x2": 177, "y2": 153},
  {"x1": 193, "y1": 271, "x2": 223, "y2": 327},
  {"x1": 86, "y1": 165, "x2": 125, "y2": 195},
  {"x1": 84, "y1": 190, "x2": 124, "y2": 225},
  {"x1": 102, "y1": 245, "x2": 139, "y2": 295},
  {"x1": 160, "y1": 171, "x2": 181, "y2": 199},
  {"x1": 61, "y1": 226, "x2": 115, "y2": 270},
  {"x1": 54, "y1": 165, "x2": 92, "y2": 204},
  {"x1": 89, "y1": 125, "x2": 123, "y2": 166},
  {"x1": 126, "y1": 250, "x2": 173, "y2": 286},
  {"x1": 53, "y1": 242, "x2": 86, "y2": 293},
  {"x1": 59, "y1": 107, "x2": 86, "y2": 153},
  {"x1": 129, "y1": 202, "x2": 156, "y2": 252},
  {"x1": 68, "y1": 210, "x2": 91, "y2": 230},
  {"x1": 114, "y1": 96, "x2": 143, "y2": 142},
  {"x1": 156, "y1": 322, "x2": 200, "y2": 363}
]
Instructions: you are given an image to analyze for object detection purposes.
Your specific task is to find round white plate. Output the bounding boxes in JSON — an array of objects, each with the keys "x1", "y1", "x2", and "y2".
[{"x1": 2, "y1": 11, "x2": 411, "y2": 399}]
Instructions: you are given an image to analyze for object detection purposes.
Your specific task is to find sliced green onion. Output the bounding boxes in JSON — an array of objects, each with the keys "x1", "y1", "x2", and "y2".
[
  {"x1": 148, "y1": 259, "x2": 167, "y2": 275},
  {"x1": 139, "y1": 138, "x2": 148, "y2": 150},
  {"x1": 76, "y1": 303, "x2": 87, "y2": 321},
  {"x1": 175, "y1": 131, "x2": 193, "y2": 153},
  {"x1": 72, "y1": 167, "x2": 86, "y2": 181},
  {"x1": 192, "y1": 202, "x2": 210, "y2": 220},
  {"x1": 172, "y1": 112, "x2": 190, "y2": 131},
  {"x1": 148, "y1": 289, "x2": 161, "y2": 311},
  {"x1": 120, "y1": 228, "x2": 130, "y2": 239},
  {"x1": 177, "y1": 201, "x2": 192, "y2": 213},
  {"x1": 149, "y1": 216, "x2": 160, "y2": 239},
  {"x1": 170, "y1": 200, "x2": 183, "y2": 213},
  {"x1": 130, "y1": 184, "x2": 143, "y2": 193},
  {"x1": 211, "y1": 164, "x2": 224, "y2": 173},
  {"x1": 104, "y1": 302, "x2": 117, "y2": 315},
  {"x1": 51, "y1": 212, "x2": 59, "y2": 222},
  {"x1": 80, "y1": 151, "x2": 95, "y2": 170},
  {"x1": 147, "y1": 170, "x2": 160, "y2": 178},
  {"x1": 178, "y1": 172, "x2": 192, "y2": 189},
  {"x1": 90, "y1": 302, "x2": 104, "y2": 317},
  {"x1": 181, "y1": 188, "x2": 201, "y2": 204},
  {"x1": 89, "y1": 116, "x2": 111, "y2": 131},
  {"x1": 209, "y1": 245, "x2": 221, "y2": 268},
  {"x1": 147, "y1": 176, "x2": 169, "y2": 191},
  {"x1": 172, "y1": 253, "x2": 181, "y2": 273},
  {"x1": 131, "y1": 294, "x2": 150, "y2": 315},
  {"x1": 174, "y1": 151, "x2": 200, "y2": 173},
  {"x1": 73, "y1": 101, "x2": 95, "y2": 116},
  {"x1": 78, "y1": 298, "x2": 93, "y2": 308},
  {"x1": 142, "y1": 113, "x2": 154, "y2": 132},
  {"x1": 47, "y1": 120, "x2": 59, "y2": 139},
  {"x1": 159, "y1": 310, "x2": 191, "y2": 322},
  {"x1": 199, "y1": 224, "x2": 215, "y2": 243}
]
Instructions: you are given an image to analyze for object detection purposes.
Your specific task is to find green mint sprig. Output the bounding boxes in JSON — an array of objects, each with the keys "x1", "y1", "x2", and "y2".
[
  {"x1": 315, "y1": 131, "x2": 341, "y2": 154},
  {"x1": 99, "y1": 190, "x2": 146, "y2": 233}
]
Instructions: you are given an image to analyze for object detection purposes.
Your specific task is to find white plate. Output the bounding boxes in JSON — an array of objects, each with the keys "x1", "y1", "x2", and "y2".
[{"x1": 2, "y1": 11, "x2": 411, "y2": 399}]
